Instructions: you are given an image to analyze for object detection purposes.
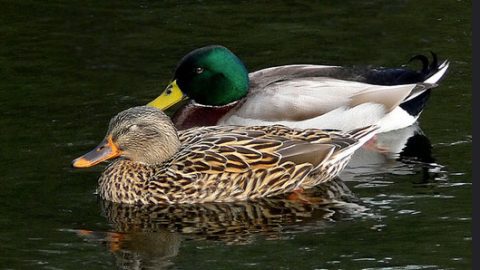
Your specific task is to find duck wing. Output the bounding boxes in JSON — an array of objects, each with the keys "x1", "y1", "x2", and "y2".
[
  {"x1": 220, "y1": 74, "x2": 417, "y2": 131},
  {"x1": 173, "y1": 128, "x2": 337, "y2": 174},
  {"x1": 177, "y1": 124, "x2": 377, "y2": 172},
  {"x1": 236, "y1": 54, "x2": 448, "y2": 131},
  {"x1": 248, "y1": 52, "x2": 448, "y2": 88},
  {"x1": 362, "y1": 52, "x2": 449, "y2": 85},
  {"x1": 148, "y1": 126, "x2": 376, "y2": 203}
]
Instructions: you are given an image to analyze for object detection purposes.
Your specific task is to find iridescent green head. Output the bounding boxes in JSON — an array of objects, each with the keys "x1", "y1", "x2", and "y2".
[
  {"x1": 173, "y1": 45, "x2": 249, "y2": 106},
  {"x1": 148, "y1": 45, "x2": 249, "y2": 109}
]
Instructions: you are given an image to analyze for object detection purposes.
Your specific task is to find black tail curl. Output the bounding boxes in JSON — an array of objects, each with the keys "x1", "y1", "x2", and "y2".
[
  {"x1": 408, "y1": 51, "x2": 439, "y2": 79},
  {"x1": 364, "y1": 52, "x2": 443, "y2": 86}
]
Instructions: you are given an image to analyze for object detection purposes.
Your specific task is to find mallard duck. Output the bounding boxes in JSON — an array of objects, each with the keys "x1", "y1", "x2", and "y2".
[
  {"x1": 72, "y1": 106, "x2": 378, "y2": 204},
  {"x1": 147, "y1": 45, "x2": 449, "y2": 132}
]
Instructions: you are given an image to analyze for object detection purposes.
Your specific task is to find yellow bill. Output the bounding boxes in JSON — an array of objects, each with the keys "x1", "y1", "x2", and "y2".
[{"x1": 147, "y1": 80, "x2": 187, "y2": 110}]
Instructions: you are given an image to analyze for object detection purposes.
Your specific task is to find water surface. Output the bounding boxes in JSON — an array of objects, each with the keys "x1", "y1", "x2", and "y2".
[{"x1": 0, "y1": 1, "x2": 471, "y2": 269}]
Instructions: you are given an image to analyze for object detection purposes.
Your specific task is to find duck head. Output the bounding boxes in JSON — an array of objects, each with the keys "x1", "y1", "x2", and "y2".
[
  {"x1": 148, "y1": 45, "x2": 249, "y2": 109},
  {"x1": 72, "y1": 106, "x2": 181, "y2": 168}
]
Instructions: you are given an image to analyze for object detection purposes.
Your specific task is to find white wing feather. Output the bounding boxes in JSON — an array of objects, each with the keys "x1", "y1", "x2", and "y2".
[{"x1": 219, "y1": 77, "x2": 416, "y2": 131}]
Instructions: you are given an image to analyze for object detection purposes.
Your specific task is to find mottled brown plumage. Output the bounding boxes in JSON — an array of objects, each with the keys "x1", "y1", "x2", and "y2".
[{"x1": 73, "y1": 106, "x2": 377, "y2": 204}]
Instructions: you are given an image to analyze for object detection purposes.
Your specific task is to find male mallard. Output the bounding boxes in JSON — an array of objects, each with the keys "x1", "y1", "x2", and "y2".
[
  {"x1": 72, "y1": 106, "x2": 377, "y2": 204},
  {"x1": 148, "y1": 45, "x2": 449, "y2": 132}
]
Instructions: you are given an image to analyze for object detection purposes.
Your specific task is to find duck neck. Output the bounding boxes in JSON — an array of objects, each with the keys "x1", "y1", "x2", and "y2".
[
  {"x1": 98, "y1": 160, "x2": 158, "y2": 204},
  {"x1": 172, "y1": 100, "x2": 240, "y2": 130}
]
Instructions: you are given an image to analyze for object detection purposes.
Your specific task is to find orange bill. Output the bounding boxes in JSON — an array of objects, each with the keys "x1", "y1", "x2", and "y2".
[{"x1": 72, "y1": 135, "x2": 121, "y2": 168}]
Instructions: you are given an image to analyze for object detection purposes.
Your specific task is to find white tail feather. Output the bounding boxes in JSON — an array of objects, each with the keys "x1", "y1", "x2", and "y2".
[{"x1": 425, "y1": 60, "x2": 450, "y2": 84}]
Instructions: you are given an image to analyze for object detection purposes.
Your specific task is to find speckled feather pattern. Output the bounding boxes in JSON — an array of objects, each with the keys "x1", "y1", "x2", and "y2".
[{"x1": 98, "y1": 125, "x2": 376, "y2": 204}]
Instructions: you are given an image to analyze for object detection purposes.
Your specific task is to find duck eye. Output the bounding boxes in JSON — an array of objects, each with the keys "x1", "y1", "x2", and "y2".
[
  {"x1": 127, "y1": 124, "x2": 139, "y2": 131},
  {"x1": 194, "y1": 67, "x2": 204, "y2": 74}
]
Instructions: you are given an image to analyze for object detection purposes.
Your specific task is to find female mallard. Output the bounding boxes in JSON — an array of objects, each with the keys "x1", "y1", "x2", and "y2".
[
  {"x1": 147, "y1": 45, "x2": 449, "y2": 132},
  {"x1": 72, "y1": 106, "x2": 377, "y2": 205}
]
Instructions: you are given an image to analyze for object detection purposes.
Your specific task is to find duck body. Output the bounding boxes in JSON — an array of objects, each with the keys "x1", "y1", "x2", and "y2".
[
  {"x1": 148, "y1": 46, "x2": 449, "y2": 132},
  {"x1": 73, "y1": 106, "x2": 377, "y2": 205}
]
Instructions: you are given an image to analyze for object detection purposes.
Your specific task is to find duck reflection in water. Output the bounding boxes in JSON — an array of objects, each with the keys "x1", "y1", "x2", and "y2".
[
  {"x1": 342, "y1": 123, "x2": 445, "y2": 185},
  {"x1": 74, "y1": 178, "x2": 368, "y2": 269}
]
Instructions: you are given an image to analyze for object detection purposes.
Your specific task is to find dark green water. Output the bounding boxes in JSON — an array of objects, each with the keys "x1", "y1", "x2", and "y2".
[{"x1": 0, "y1": 1, "x2": 471, "y2": 269}]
